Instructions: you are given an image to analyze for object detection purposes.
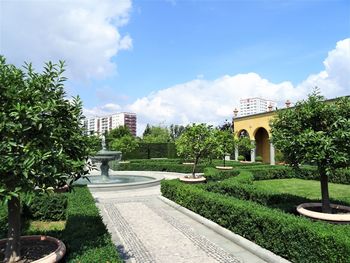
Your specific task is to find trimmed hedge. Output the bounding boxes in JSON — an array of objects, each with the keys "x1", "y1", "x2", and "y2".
[
  {"x1": 2, "y1": 187, "x2": 121, "y2": 262},
  {"x1": 116, "y1": 161, "x2": 207, "y2": 173},
  {"x1": 249, "y1": 166, "x2": 350, "y2": 185},
  {"x1": 23, "y1": 193, "x2": 67, "y2": 221},
  {"x1": 204, "y1": 167, "x2": 239, "y2": 182},
  {"x1": 62, "y1": 186, "x2": 121, "y2": 262},
  {"x1": 123, "y1": 143, "x2": 177, "y2": 159},
  {"x1": 161, "y1": 179, "x2": 350, "y2": 263}
]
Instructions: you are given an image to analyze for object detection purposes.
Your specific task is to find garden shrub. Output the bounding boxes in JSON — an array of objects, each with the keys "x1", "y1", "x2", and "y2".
[
  {"x1": 62, "y1": 186, "x2": 121, "y2": 262},
  {"x1": 23, "y1": 193, "x2": 68, "y2": 221},
  {"x1": 161, "y1": 179, "x2": 350, "y2": 263},
  {"x1": 255, "y1": 156, "x2": 263, "y2": 162},
  {"x1": 204, "y1": 167, "x2": 239, "y2": 182},
  {"x1": 249, "y1": 166, "x2": 350, "y2": 185},
  {"x1": 124, "y1": 143, "x2": 177, "y2": 159},
  {"x1": 238, "y1": 155, "x2": 245, "y2": 161},
  {"x1": 116, "y1": 161, "x2": 208, "y2": 173}
]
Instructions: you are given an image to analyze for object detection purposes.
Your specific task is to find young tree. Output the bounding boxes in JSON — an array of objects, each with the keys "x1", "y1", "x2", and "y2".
[
  {"x1": 0, "y1": 57, "x2": 91, "y2": 262},
  {"x1": 110, "y1": 135, "x2": 139, "y2": 159},
  {"x1": 176, "y1": 124, "x2": 217, "y2": 177},
  {"x1": 214, "y1": 129, "x2": 235, "y2": 166},
  {"x1": 271, "y1": 90, "x2": 350, "y2": 213}
]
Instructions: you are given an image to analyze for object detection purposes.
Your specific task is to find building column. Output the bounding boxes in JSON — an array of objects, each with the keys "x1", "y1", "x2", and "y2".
[
  {"x1": 250, "y1": 140, "x2": 256, "y2": 162},
  {"x1": 270, "y1": 141, "x2": 275, "y2": 165},
  {"x1": 234, "y1": 146, "x2": 239, "y2": 161}
]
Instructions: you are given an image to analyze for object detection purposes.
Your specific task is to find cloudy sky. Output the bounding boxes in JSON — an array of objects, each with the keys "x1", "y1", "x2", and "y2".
[{"x1": 1, "y1": 0, "x2": 349, "y2": 135}]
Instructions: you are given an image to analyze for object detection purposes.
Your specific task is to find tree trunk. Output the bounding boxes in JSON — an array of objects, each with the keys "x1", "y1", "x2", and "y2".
[
  {"x1": 320, "y1": 168, "x2": 331, "y2": 213},
  {"x1": 5, "y1": 196, "x2": 21, "y2": 262},
  {"x1": 223, "y1": 155, "x2": 226, "y2": 167},
  {"x1": 192, "y1": 157, "x2": 199, "y2": 178}
]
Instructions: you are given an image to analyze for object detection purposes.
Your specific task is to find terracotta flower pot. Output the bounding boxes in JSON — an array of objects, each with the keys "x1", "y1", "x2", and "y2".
[{"x1": 0, "y1": 235, "x2": 66, "y2": 263}]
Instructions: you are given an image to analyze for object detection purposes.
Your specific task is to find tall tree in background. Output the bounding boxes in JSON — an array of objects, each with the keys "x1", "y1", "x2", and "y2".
[
  {"x1": 271, "y1": 90, "x2": 350, "y2": 213},
  {"x1": 169, "y1": 124, "x2": 185, "y2": 141},
  {"x1": 143, "y1": 124, "x2": 151, "y2": 137},
  {"x1": 142, "y1": 125, "x2": 171, "y2": 143},
  {"x1": 0, "y1": 57, "x2": 91, "y2": 262},
  {"x1": 106, "y1": 125, "x2": 132, "y2": 148}
]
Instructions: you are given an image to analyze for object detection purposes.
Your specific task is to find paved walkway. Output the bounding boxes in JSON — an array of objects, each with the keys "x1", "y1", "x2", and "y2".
[{"x1": 91, "y1": 173, "x2": 270, "y2": 263}]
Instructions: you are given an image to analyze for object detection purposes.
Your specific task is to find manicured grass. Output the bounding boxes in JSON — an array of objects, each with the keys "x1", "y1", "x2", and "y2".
[{"x1": 254, "y1": 178, "x2": 350, "y2": 203}]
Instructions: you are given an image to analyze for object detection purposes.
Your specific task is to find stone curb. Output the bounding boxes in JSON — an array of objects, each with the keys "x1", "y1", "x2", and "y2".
[{"x1": 159, "y1": 196, "x2": 291, "y2": 263}]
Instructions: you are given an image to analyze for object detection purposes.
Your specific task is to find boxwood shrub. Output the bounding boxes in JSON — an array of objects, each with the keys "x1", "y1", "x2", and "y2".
[
  {"x1": 161, "y1": 179, "x2": 350, "y2": 263},
  {"x1": 249, "y1": 166, "x2": 350, "y2": 185},
  {"x1": 23, "y1": 193, "x2": 68, "y2": 221},
  {"x1": 62, "y1": 186, "x2": 122, "y2": 262},
  {"x1": 204, "y1": 167, "x2": 239, "y2": 182},
  {"x1": 116, "y1": 161, "x2": 208, "y2": 173}
]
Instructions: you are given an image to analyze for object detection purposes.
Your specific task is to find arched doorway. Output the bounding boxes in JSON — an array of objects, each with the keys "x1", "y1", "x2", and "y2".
[
  {"x1": 236, "y1": 129, "x2": 251, "y2": 161},
  {"x1": 254, "y1": 127, "x2": 270, "y2": 163}
]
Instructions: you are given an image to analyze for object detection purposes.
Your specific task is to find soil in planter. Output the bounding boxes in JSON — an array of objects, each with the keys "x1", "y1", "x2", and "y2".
[
  {"x1": 307, "y1": 206, "x2": 350, "y2": 214},
  {"x1": 0, "y1": 239, "x2": 58, "y2": 263}
]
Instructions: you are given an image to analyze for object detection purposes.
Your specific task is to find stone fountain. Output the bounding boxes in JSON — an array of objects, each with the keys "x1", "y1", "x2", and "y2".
[{"x1": 91, "y1": 135, "x2": 122, "y2": 180}]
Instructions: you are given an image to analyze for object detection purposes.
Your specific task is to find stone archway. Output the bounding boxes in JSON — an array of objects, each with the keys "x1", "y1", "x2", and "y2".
[
  {"x1": 236, "y1": 129, "x2": 251, "y2": 161},
  {"x1": 254, "y1": 127, "x2": 270, "y2": 163}
]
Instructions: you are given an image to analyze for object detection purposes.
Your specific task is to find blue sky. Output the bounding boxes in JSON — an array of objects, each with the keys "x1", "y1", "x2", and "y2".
[{"x1": 1, "y1": 0, "x2": 350, "y2": 134}]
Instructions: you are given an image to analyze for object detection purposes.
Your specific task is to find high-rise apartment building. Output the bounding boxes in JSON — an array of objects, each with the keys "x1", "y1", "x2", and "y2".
[
  {"x1": 239, "y1": 98, "x2": 277, "y2": 117},
  {"x1": 83, "y1": 112, "x2": 137, "y2": 136}
]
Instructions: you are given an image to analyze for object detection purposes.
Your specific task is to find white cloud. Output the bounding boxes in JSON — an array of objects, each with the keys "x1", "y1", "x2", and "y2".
[
  {"x1": 85, "y1": 38, "x2": 350, "y2": 136},
  {"x1": 83, "y1": 103, "x2": 121, "y2": 118},
  {"x1": 0, "y1": 0, "x2": 132, "y2": 80},
  {"x1": 298, "y1": 38, "x2": 350, "y2": 98}
]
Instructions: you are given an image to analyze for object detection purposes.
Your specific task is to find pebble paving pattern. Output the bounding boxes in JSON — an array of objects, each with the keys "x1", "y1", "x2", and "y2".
[{"x1": 101, "y1": 197, "x2": 241, "y2": 263}]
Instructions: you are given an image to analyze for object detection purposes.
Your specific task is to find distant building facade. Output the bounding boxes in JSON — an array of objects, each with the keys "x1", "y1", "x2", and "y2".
[
  {"x1": 239, "y1": 98, "x2": 277, "y2": 117},
  {"x1": 83, "y1": 112, "x2": 137, "y2": 136}
]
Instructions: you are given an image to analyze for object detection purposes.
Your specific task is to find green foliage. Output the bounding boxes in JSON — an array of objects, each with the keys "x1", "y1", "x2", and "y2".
[
  {"x1": 169, "y1": 124, "x2": 185, "y2": 141},
  {"x1": 85, "y1": 134, "x2": 102, "y2": 155},
  {"x1": 0, "y1": 57, "x2": 91, "y2": 200},
  {"x1": 106, "y1": 126, "x2": 132, "y2": 147},
  {"x1": 117, "y1": 160, "x2": 207, "y2": 173},
  {"x1": 176, "y1": 123, "x2": 218, "y2": 176},
  {"x1": 161, "y1": 179, "x2": 350, "y2": 263},
  {"x1": 62, "y1": 186, "x2": 121, "y2": 262},
  {"x1": 238, "y1": 155, "x2": 245, "y2": 161},
  {"x1": 271, "y1": 90, "x2": 350, "y2": 171},
  {"x1": 214, "y1": 129, "x2": 235, "y2": 165},
  {"x1": 142, "y1": 125, "x2": 171, "y2": 143},
  {"x1": 0, "y1": 205, "x2": 6, "y2": 238},
  {"x1": 23, "y1": 193, "x2": 67, "y2": 221},
  {"x1": 204, "y1": 168, "x2": 239, "y2": 182},
  {"x1": 236, "y1": 137, "x2": 253, "y2": 159},
  {"x1": 255, "y1": 156, "x2": 263, "y2": 162},
  {"x1": 110, "y1": 135, "x2": 139, "y2": 159},
  {"x1": 122, "y1": 143, "x2": 177, "y2": 159}
]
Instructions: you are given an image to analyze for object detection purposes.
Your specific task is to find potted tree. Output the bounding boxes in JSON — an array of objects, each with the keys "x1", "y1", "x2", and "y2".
[
  {"x1": 271, "y1": 90, "x2": 350, "y2": 222},
  {"x1": 214, "y1": 129, "x2": 235, "y2": 170},
  {"x1": 176, "y1": 124, "x2": 217, "y2": 183},
  {"x1": 0, "y1": 57, "x2": 92, "y2": 262}
]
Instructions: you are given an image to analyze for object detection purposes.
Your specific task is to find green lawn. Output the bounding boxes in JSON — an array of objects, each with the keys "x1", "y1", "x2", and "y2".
[{"x1": 254, "y1": 178, "x2": 350, "y2": 203}]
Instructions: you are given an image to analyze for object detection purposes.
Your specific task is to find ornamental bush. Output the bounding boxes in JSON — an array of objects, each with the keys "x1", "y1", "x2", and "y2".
[{"x1": 161, "y1": 179, "x2": 350, "y2": 263}]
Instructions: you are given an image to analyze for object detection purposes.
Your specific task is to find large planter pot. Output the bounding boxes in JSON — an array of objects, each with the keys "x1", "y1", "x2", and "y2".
[
  {"x1": 180, "y1": 176, "x2": 206, "y2": 184},
  {"x1": 297, "y1": 203, "x2": 350, "y2": 224},
  {"x1": 0, "y1": 235, "x2": 66, "y2": 263}
]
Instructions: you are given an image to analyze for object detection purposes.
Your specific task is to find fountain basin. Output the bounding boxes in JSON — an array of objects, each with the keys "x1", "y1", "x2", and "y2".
[{"x1": 75, "y1": 171, "x2": 165, "y2": 191}]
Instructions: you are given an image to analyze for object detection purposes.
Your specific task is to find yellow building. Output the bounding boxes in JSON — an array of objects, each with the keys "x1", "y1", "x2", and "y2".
[{"x1": 233, "y1": 110, "x2": 277, "y2": 164}]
